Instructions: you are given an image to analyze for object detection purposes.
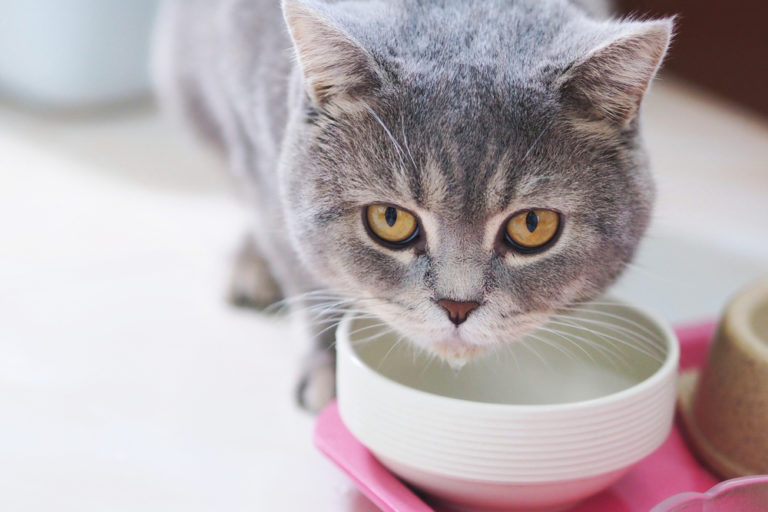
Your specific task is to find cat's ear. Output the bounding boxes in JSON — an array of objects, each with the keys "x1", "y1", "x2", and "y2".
[
  {"x1": 559, "y1": 19, "x2": 674, "y2": 128},
  {"x1": 282, "y1": 0, "x2": 383, "y2": 109}
]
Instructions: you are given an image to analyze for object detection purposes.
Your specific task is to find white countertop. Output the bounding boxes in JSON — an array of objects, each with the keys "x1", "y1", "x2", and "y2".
[{"x1": 0, "y1": 79, "x2": 767, "y2": 512}]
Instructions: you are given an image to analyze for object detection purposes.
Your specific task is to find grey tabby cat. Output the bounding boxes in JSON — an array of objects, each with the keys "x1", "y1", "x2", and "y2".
[{"x1": 154, "y1": 0, "x2": 672, "y2": 411}]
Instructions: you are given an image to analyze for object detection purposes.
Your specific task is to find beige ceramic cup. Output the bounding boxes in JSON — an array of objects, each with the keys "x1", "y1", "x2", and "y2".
[{"x1": 678, "y1": 278, "x2": 768, "y2": 478}]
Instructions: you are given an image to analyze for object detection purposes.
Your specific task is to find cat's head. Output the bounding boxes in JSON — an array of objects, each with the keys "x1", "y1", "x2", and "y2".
[{"x1": 280, "y1": 0, "x2": 673, "y2": 364}]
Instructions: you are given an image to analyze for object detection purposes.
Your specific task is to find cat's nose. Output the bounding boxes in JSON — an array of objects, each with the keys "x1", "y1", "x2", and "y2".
[{"x1": 437, "y1": 299, "x2": 480, "y2": 326}]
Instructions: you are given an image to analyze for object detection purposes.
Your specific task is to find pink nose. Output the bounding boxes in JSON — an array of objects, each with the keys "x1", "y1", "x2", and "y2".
[{"x1": 437, "y1": 299, "x2": 480, "y2": 326}]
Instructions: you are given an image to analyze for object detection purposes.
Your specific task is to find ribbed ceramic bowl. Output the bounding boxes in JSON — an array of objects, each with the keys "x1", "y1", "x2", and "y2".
[{"x1": 336, "y1": 298, "x2": 679, "y2": 512}]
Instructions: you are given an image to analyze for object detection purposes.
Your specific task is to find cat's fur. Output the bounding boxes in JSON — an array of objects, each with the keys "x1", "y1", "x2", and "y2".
[{"x1": 154, "y1": 0, "x2": 672, "y2": 411}]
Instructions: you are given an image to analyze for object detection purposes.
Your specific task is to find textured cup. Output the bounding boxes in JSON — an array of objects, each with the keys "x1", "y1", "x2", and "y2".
[{"x1": 678, "y1": 278, "x2": 768, "y2": 479}]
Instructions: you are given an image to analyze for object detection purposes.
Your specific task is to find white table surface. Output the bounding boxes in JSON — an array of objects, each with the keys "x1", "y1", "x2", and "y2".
[{"x1": 1, "y1": 79, "x2": 767, "y2": 512}]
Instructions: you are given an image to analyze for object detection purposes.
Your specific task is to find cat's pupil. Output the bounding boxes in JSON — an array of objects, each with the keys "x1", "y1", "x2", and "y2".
[
  {"x1": 385, "y1": 207, "x2": 397, "y2": 227},
  {"x1": 526, "y1": 211, "x2": 538, "y2": 233}
]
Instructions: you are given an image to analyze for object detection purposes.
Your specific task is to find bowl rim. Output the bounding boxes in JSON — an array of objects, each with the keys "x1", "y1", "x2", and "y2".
[{"x1": 337, "y1": 296, "x2": 679, "y2": 413}]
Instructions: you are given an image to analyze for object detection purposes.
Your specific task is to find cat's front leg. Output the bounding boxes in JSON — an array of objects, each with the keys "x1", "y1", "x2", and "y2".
[
  {"x1": 294, "y1": 305, "x2": 341, "y2": 412},
  {"x1": 228, "y1": 233, "x2": 283, "y2": 310},
  {"x1": 228, "y1": 232, "x2": 336, "y2": 411}
]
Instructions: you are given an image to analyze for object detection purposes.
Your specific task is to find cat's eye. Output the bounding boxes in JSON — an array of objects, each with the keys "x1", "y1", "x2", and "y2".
[
  {"x1": 365, "y1": 204, "x2": 419, "y2": 247},
  {"x1": 504, "y1": 209, "x2": 561, "y2": 252}
]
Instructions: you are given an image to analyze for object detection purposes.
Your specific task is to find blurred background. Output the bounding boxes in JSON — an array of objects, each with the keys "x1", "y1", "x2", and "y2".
[{"x1": 0, "y1": 1, "x2": 766, "y2": 512}]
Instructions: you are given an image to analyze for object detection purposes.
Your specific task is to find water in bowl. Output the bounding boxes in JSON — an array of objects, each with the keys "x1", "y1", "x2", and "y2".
[{"x1": 351, "y1": 302, "x2": 668, "y2": 405}]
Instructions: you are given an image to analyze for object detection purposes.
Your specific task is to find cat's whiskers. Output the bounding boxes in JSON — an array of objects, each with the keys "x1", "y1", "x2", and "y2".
[
  {"x1": 349, "y1": 326, "x2": 396, "y2": 347},
  {"x1": 501, "y1": 341, "x2": 522, "y2": 373},
  {"x1": 400, "y1": 113, "x2": 418, "y2": 172},
  {"x1": 300, "y1": 303, "x2": 371, "y2": 317},
  {"x1": 268, "y1": 288, "x2": 384, "y2": 307},
  {"x1": 362, "y1": 103, "x2": 408, "y2": 168},
  {"x1": 537, "y1": 324, "x2": 628, "y2": 370},
  {"x1": 555, "y1": 305, "x2": 666, "y2": 349},
  {"x1": 268, "y1": 293, "x2": 388, "y2": 344},
  {"x1": 519, "y1": 117, "x2": 555, "y2": 165},
  {"x1": 523, "y1": 331, "x2": 579, "y2": 361},
  {"x1": 376, "y1": 335, "x2": 406, "y2": 371},
  {"x1": 311, "y1": 313, "x2": 381, "y2": 341},
  {"x1": 416, "y1": 355, "x2": 433, "y2": 379},
  {"x1": 264, "y1": 290, "x2": 349, "y2": 313},
  {"x1": 518, "y1": 338, "x2": 553, "y2": 371},
  {"x1": 531, "y1": 325, "x2": 599, "y2": 365},
  {"x1": 547, "y1": 317, "x2": 664, "y2": 363},
  {"x1": 272, "y1": 290, "x2": 388, "y2": 320},
  {"x1": 324, "y1": 318, "x2": 394, "y2": 350},
  {"x1": 550, "y1": 313, "x2": 666, "y2": 355},
  {"x1": 345, "y1": 320, "x2": 391, "y2": 339},
  {"x1": 559, "y1": 300, "x2": 663, "y2": 331}
]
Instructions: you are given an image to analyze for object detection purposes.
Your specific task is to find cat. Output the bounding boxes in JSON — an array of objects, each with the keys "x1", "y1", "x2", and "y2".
[{"x1": 154, "y1": 0, "x2": 673, "y2": 411}]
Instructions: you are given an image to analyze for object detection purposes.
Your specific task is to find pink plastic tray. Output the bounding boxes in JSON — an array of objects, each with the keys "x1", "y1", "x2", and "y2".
[{"x1": 315, "y1": 322, "x2": 719, "y2": 512}]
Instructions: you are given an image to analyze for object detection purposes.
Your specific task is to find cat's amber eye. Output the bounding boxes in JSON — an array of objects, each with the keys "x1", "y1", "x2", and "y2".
[
  {"x1": 365, "y1": 204, "x2": 419, "y2": 247},
  {"x1": 505, "y1": 209, "x2": 561, "y2": 252}
]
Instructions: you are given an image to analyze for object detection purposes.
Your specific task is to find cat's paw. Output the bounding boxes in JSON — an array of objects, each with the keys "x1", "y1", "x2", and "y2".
[
  {"x1": 296, "y1": 352, "x2": 336, "y2": 413},
  {"x1": 228, "y1": 235, "x2": 283, "y2": 310}
]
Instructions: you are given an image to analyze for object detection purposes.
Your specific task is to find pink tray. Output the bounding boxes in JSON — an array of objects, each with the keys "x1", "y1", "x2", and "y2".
[{"x1": 315, "y1": 322, "x2": 719, "y2": 512}]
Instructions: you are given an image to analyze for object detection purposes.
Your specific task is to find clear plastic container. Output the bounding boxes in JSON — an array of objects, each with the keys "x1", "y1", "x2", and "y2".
[{"x1": 651, "y1": 475, "x2": 768, "y2": 512}]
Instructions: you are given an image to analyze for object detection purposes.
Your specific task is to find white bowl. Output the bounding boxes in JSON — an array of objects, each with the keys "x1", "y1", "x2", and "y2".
[{"x1": 336, "y1": 298, "x2": 678, "y2": 512}]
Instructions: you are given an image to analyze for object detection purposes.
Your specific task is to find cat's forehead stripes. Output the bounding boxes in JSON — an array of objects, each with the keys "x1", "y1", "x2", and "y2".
[
  {"x1": 395, "y1": 119, "x2": 555, "y2": 221},
  {"x1": 414, "y1": 154, "x2": 449, "y2": 209},
  {"x1": 352, "y1": 128, "x2": 551, "y2": 223}
]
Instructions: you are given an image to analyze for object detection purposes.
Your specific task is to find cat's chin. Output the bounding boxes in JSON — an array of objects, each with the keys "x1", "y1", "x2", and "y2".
[{"x1": 430, "y1": 335, "x2": 490, "y2": 370}]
